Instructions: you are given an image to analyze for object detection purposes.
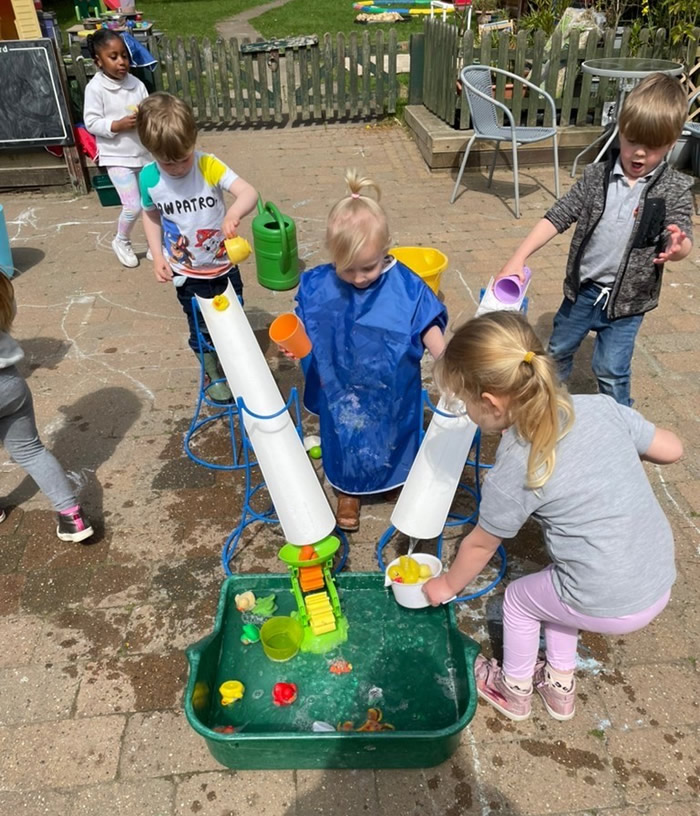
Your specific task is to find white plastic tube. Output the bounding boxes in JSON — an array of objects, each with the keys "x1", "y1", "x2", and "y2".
[
  {"x1": 196, "y1": 283, "x2": 336, "y2": 546},
  {"x1": 391, "y1": 397, "x2": 477, "y2": 540}
]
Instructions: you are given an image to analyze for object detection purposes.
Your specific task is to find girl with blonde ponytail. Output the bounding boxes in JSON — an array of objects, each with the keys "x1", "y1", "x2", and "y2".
[
  {"x1": 425, "y1": 311, "x2": 682, "y2": 724},
  {"x1": 291, "y1": 169, "x2": 447, "y2": 532}
]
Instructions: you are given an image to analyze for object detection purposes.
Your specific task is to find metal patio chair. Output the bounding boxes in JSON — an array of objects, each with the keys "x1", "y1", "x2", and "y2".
[{"x1": 450, "y1": 64, "x2": 561, "y2": 218}]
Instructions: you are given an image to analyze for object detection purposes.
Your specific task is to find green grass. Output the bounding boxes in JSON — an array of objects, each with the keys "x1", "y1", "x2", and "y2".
[
  {"x1": 252, "y1": 0, "x2": 425, "y2": 41},
  {"x1": 46, "y1": 0, "x2": 422, "y2": 44}
]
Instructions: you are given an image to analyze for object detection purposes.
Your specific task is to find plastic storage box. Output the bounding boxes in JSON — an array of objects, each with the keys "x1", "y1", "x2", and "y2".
[
  {"x1": 92, "y1": 174, "x2": 121, "y2": 207},
  {"x1": 185, "y1": 572, "x2": 479, "y2": 770}
]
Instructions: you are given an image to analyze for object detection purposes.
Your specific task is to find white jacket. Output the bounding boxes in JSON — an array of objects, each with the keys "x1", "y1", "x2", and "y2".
[{"x1": 83, "y1": 71, "x2": 150, "y2": 168}]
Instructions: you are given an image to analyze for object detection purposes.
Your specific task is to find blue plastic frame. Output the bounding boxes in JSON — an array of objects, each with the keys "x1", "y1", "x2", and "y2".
[{"x1": 184, "y1": 297, "x2": 254, "y2": 471}]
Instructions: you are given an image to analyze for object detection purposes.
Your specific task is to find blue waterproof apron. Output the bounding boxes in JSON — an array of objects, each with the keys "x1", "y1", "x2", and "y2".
[{"x1": 295, "y1": 259, "x2": 447, "y2": 495}]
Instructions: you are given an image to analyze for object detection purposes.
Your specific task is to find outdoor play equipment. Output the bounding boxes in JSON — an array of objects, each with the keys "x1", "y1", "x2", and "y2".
[
  {"x1": 185, "y1": 571, "x2": 480, "y2": 769},
  {"x1": 0, "y1": 205, "x2": 14, "y2": 278},
  {"x1": 353, "y1": 1, "x2": 454, "y2": 13},
  {"x1": 390, "y1": 246, "x2": 447, "y2": 294},
  {"x1": 278, "y1": 536, "x2": 349, "y2": 652},
  {"x1": 196, "y1": 283, "x2": 336, "y2": 548},
  {"x1": 252, "y1": 199, "x2": 299, "y2": 291},
  {"x1": 390, "y1": 396, "x2": 477, "y2": 540}
]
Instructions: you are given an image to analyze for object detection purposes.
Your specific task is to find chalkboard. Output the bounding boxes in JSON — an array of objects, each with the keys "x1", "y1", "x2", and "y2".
[{"x1": 0, "y1": 39, "x2": 74, "y2": 149}]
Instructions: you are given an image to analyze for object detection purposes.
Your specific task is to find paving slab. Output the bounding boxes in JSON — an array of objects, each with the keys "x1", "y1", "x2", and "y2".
[{"x1": 0, "y1": 121, "x2": 698, "y2": 813}]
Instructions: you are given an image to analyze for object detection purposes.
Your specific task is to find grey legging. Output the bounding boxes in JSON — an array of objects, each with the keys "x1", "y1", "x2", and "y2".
[{"x1": 0, "y1": 366, "x2": 77, "y2": 512}]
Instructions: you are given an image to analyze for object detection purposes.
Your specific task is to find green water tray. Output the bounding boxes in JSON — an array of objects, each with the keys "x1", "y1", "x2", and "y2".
[{"x1": 185, "y1": 572, "x2": 480, "y2": 769}]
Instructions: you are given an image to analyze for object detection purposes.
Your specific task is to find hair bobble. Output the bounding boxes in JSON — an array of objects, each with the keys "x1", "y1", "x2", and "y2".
[
  {"x1": 523, "y1": 351, "x2": 535, "y2": 364},
  {"x1": 350, "y1": 192, "x2": 360, "y2": 199}
]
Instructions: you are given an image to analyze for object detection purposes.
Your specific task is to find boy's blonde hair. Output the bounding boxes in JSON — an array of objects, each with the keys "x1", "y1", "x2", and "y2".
[
  {"x1": 136, "y1": 92, "x2": 198, "y2": 162},
  {"x1": 618, "y1": 73, "x2": 687, "y2": 149},
  {"x1": 326, "y1": 169, "x2": 390, "y2": 271},
  {"x1": 0, "y1": 274, "x2": 15, "y2": 334},
  {"x1": 435, "y1": 312, "x2": 574, "y2": 489}
]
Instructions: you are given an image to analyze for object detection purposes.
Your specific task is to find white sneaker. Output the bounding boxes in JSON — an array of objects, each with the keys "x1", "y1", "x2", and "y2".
[
  {"x1": 146, "y1": 247, "x2": 153, "y2": 261},
  {"x1": 112, "y1": 236, "x2": 138, "y2": 268}
]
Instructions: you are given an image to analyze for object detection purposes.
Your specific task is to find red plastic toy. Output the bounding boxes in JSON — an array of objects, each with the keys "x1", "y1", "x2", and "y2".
[{"x1": 272, "y1": 682, "x2": 298, "y2": 706}]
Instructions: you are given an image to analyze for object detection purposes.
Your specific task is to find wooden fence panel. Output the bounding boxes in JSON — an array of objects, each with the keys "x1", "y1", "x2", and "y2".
[
  {"x1": 348, "y1": 33, "x2": 359, "y2": 117},
  {"x1": 543, "y1": 28, "x2": 561, "y2": 128},
  {"x1": 511, "y1": 29, "x2": 527, "y2": 126},
  {"x1": 337, "y1": 34, "x2": 347, "y2": 118},
  {"x1": 176, "y1": 38, "x2": 191, "y2": 109},
  {"x1": 575, "y1": 30, "x2": 600, "y2": 126},
  {"x1": 229, "y1": 38, "x2": 245, "y2": 123},
  {"x1": 217, "y1": 39, "x2": 231, "y2": 123},
  {"x1": 458, "y1": 30, "x2": 474, "y2": 130},
  {"x1": 559, "y1": 28, "x2": 580, "y2": 127},
  {"x1": 387, "y1": 29, "x2": 397, "y2": 114},
  {"x1": 375, "y1": 30, "x2": 385, "y2": 115}
]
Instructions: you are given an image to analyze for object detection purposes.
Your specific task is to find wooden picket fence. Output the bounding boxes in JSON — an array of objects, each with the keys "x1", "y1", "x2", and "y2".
[
  {"x1": 422, "y1": 19, "x2": 700, "y2": 130},
  {"x1": 66, "y1": 31, "x2": 399, "y2": 125}
]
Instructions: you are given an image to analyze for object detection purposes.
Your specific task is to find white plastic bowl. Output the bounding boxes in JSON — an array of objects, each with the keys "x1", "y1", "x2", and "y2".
[{"x1": 384, "y1": 553, "x2": 443, "y2": 609}]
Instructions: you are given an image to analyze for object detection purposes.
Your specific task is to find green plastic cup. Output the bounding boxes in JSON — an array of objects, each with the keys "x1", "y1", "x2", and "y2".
[{"x1": 259, "y1": 616, "x2": 303, "y2": 662}]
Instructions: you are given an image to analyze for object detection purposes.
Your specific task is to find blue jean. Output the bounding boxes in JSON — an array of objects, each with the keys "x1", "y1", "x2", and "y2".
[
  {"x1": 547, "y1": 282, "x2": 644, "y2": 407},
  {"x1": 175, "y1": 267, "x2": 243, "y2": 352}
]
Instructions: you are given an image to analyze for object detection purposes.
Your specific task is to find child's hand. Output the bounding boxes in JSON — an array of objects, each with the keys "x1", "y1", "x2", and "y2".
[
  {"x1": 496, "y1": 258, "x2": 528, "y2": 282},
  {"x1": 153, "y1": 256, "x2": 173, "y2": 283},
  {"x1": 654, "y1": 224, "x2": 687, "y2": 264},
  {"x1": 422, "y1": 575, "x2": 456, "y2": 606},
  {"x1": 112, "y1": 113, "x2": 137, "y2": 133},
  {"x1": 280, "y1": 348, "x2": 297, "y2": 360},
  {"x1": 222, "y1": 210, "x2": 241, "y2": 239}
]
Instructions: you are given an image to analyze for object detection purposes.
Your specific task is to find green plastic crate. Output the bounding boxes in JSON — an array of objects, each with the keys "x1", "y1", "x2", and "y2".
[
  {"x1": 185, "y1": 572, "x2": 480, "y2": 770},
  {"x1": 92, "y1": 174, "x2": 121, "y2": 207}
]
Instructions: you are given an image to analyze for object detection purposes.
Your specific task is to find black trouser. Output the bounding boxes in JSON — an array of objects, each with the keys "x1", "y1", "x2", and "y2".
[{"x1": 175, "y1": 268, "x2": 244, "y2": 352}]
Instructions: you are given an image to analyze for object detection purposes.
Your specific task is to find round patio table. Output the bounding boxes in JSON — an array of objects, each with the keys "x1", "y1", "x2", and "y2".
[{"x1": 571, "y1": 57, "x2": 684, "y2": 176}]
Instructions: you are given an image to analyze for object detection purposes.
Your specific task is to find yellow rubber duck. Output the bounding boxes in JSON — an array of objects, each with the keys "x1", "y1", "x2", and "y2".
[
  {"x1": 235, "y1": 591, "x2": 256, "y2": 612},
  {"x1": 219, "y1": 680, "x2": 245, "y2": 706},
  {"x1": 387, "y1": 556, "x2": 433, "y2": 584}
]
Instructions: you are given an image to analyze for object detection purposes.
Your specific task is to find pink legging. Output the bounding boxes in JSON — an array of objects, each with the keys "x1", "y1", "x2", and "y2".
[
  {"x1": 503, "y1": 565, "x2": 671, "y2": 679},
  {"x1": 106, "y1": 166, "x2": 142, "y2": 240}
]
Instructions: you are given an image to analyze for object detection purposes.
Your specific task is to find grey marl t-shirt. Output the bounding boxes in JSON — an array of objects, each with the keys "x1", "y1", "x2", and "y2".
[{"x1": 478, "y1": 394, "x2": 675, "y2": 617}]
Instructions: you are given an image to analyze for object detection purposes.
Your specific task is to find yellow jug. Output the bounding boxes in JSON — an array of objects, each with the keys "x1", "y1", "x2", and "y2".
[{"x1": 224, "y1": 236, "x2": 252, "y2": 265}]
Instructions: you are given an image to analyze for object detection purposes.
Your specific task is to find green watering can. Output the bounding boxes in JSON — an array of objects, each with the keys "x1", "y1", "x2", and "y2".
[{"x1": 252, "y1": 198, "x2": 299, "y2": 291}]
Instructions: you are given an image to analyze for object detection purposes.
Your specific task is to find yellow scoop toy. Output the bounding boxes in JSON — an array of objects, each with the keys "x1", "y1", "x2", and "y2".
[
  {"x1": 224, "y1": 236, "x2": 252, "y2": 264},
  {"x1": 387, "y1": 555, "x2": 433, "y2": 584},
  {"x1": 219, "y1": 680, "x2": 245, "y2": 705}
]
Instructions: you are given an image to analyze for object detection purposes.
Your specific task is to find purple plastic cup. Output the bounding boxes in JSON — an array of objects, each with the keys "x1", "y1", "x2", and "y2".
[{"x1": 493, "y1": 266, "x2": 532, "y2": 304}]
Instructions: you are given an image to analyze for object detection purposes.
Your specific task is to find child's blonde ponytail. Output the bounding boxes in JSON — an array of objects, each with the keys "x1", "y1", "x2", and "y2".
[
  {"x1": 325, "y1": 169, "x2": 390, "y2": 271},
  {"x1": 0, "y1": 274, "x2": 16, "y2": 334},
  {"x1": 435, "y1": 311, "x2": 573, "y2": 489}
]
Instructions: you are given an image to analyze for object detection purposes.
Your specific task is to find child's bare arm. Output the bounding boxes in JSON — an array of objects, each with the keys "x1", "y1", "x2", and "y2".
[
  {"x1": 222, "y1": 178, "x2": 259, "y2": 238},
  {"x1": 641, "y1": 428, "x2": 683, "y2": 465},
  {"x1": 497, "y1": 217, "x2": 559, "y2": 282},
  {"x1": 423, "y1": 525, "x2": 502, "y2": 605},
  {"x1": 422, "y1": 325, "x2": 446, "y2": 359},
  {"x1": 143, "y1": 209, "x2": 172, "y2": 282}
]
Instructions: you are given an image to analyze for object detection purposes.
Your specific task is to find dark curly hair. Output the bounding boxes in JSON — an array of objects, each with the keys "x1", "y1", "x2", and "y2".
[{"x1": 86, "y1": 29, "x2": 125, "y2": 62}]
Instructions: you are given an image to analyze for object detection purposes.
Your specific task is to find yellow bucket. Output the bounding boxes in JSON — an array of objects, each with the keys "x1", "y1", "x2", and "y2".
[{"x1": 390, "y1": 246, "x2": 448, "y2": 295}]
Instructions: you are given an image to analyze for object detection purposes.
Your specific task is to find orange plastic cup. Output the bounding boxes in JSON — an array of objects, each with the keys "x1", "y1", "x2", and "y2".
[{"x1": 269, "y1": 313, "x2": 312, "y2": 358}]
